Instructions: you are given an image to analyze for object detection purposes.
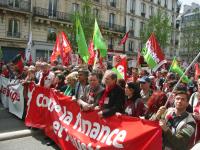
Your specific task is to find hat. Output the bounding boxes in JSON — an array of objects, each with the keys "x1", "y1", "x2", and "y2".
[
  {"x1": 138, "y1": 76, "x2": 151, "y2": 83},
  {"x1": 161, "y1": 69, "x2": 167, "y2": 74}
]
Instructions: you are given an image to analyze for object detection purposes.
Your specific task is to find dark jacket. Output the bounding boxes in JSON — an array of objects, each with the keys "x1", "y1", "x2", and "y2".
[{"x1": 102, "y1": 85, "x2": 125, "y2": 118}]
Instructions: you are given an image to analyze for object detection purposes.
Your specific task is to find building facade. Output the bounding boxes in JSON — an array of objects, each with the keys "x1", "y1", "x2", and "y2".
[
  {"x1": 0, "y1": 0, "x2": 178, "y2": 64},
  {"x1": 125, "y1": 0, "x2": 179, "y2": 62},
  {"x1": 177, "y1": 3, "x2": 200, "y2": 62},
  {"x1": 0, "y1": 0, "x2": 126, "y2": 63}
]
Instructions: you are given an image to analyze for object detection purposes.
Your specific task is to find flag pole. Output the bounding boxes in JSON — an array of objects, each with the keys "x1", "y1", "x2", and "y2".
[{"x1": 165, "y1": 51, "x2": 200, "y2": 107}]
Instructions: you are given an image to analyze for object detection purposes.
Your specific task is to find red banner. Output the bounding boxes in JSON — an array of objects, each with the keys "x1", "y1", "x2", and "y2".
[{"x1": 25, "y1": 85, "x2": 162, "y2": 150}]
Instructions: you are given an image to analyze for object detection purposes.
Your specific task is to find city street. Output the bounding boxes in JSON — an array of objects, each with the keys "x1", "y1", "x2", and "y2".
[{"x1": 0, "y1": 103, "x2": 59, "y2": 150}]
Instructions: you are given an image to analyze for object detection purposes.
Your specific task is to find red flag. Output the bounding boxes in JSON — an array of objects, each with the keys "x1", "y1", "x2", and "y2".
[
  {"x1": 60, "y1": 32, "x2": 72, "y2": 65},
  {"x1": 114, "y1": 55, "x2": 127, "y2": 80},
  {"x1": 88, "y1": 40, "x2": 95, "y2": 65},
  {"x1": 137, "y1": 49, "x2": 145, "y2": 66},
  {"x1": 194, "y1": 63, "x2": 200, "y2": 80},
  {"x1": 12, "y1": 54, "x2": 24, "y2": 74},
  {"x1": 50, "y1": 35, "x2": 61, "y2": 63},
  {"x1": 119, "y1": 31, "x2": 129, "y2": 46}
]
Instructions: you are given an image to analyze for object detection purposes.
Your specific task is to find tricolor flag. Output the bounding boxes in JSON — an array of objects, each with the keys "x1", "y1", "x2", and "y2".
[
  {"x1": 119, "y1": 31, "x2": 129, "y2": 46},
  {"x1": 141, "y1": 33, "x2": 167, "y2": 71},
  {"x1": 169, "y1": 58, "x2": 190, "y2": 83},
  {"x1": 112, "y1": 55, "x2": 127, "y2": 80},
  {"x1": 93, "y1": 19, "x2": 107, "y2": 58},
  {"x1": 25, "y1": 32, "x2": 32, "y2": 64}
]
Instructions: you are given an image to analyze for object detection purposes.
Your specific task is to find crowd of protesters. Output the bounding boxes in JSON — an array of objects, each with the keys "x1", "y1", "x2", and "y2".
[{"x1": 0, "y1": 57, "x2": 200, "y2": 150}]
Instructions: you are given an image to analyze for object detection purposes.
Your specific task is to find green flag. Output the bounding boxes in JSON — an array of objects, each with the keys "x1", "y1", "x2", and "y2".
[
  {"x1": 169, "y1": 58, "x2": 190, "y2": 83},
  {"x1": 93, "y1": 19, "x2": 107, "y2": 57},
  {"x1": 112, "y1": 67, "x2": 123, "y2": 79},
  {"x1": 76, "y1": 17, "x2": 89, "y2": 63}
]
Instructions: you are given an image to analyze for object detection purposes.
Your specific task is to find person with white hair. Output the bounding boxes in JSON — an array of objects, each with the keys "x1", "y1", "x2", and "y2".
[{"x1": 38, "y1": 62, "x2": 55, "y2": 88}]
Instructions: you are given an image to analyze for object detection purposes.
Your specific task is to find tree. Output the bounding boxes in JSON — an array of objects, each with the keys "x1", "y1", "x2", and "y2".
[
  {"x1": 181, "y1": 13, "x2": 200, "y2": 61},
  {"x1": 68, "y1": 0, "x2": 95, "y2": 51},
  {"x1": 140, "y1": 10, "x2": 172, "y2": 49}
]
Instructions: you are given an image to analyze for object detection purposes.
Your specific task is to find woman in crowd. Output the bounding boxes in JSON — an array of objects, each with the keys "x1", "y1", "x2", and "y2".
[
  {"x1": 123, "y1": 82, "x2": 145, "y2": 117},
  {"x1": 64, "y1": 72, "x2": 78, "y2": 96},
  {"x1": 54, "y1": 73, "x2": 66, "y2": 92}
]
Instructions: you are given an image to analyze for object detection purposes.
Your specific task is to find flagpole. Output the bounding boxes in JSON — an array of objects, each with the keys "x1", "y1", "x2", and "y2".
[{"x1": 165, "y1": 50, "x2": 200, "y2": 107}]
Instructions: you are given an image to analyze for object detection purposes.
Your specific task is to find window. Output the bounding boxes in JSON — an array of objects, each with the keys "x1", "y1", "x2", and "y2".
[
  {"x1": 149, "y1": 6, "x2": 154, "y2": 16},
  {"x1": 129, "y1": 41, "x2": 134, "y2": 51},
  {"x1": 130, "y1": 0, "x2": 135, "y2": 13},
  {"x1": 93, "y1": 8, "x2": 99, "y2": 18},
  {"x1": 109, "y1": 13, "x2": 115, "y2": 28},
  {"x1": 110, "y1": 0, "x2": 116, "y2": 7},
  {"x1": 141, "y1": 3, "x2": 146, "y2": 17},
  {"x1": 108, "y1": 37, "x2": 114, "y2": 49},
  {"x1": 164, "y1": 0, "x2": 168, "y2": 8},
  {"x1": 48, "y1": 0, "x2": 57, "y2": 17},
  {"x1": 47, "y1": 28, "x2": 56, "y2": 42},
  {"x1": 129, "y1": 19, "x2": 135, "y2": 30},
  {"x1": 140, "y1": 21, "x2": 144, "y2": 33},
  {"x1": 7, "y1": 19, "x2": 20, "y2": 38},
  {"x1": 8, "y1": 0, "x2": 19, "y2": 8},
  {"x1": 72, "y1": 3, "x2": 79, "y2": 12},
  {"x1": 158, "y1": 0, "x2": 161, "y2": 5}
]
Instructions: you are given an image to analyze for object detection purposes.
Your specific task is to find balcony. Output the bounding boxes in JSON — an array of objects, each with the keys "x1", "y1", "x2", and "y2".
[
  {"x1": 33, "y1": 7, "x2": 72, "y2": 23},
  {"x1": 7, "y1": 31, "x2": 20, "y2": 38},
  {"x1": 0, "y1": 0, "x2": 30, "y2": 12},
  {"x1": 99, "y1": 21, "x2": 125, "y2": 33}
]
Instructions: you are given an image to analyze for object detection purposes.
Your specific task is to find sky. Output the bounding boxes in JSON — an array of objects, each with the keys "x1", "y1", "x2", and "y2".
[{"x1": 179, "y1": 0, "x2": 200, "y2": 12}]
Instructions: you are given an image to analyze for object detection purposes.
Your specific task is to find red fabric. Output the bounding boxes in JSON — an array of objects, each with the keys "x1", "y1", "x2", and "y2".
[
  {"x1": 114, "y1": 56, "x2": 127, "y2": 80},
  {"x1": 51, "y1": 35, "x2": 61, "y2": 63},
  {"x1": 1, "y1": 69, "x2": 9, "y2": 78},
  {"x1": 119, "y1": 31, "x2": 129, "y2": 45},
  {"x1": 40, "y1": 71, "x2": 49, "y2": 87},
  {"x1": 61, "y1": 32, "x2": 72, "y2": 65},
  {"x1": 25, "y1": 85, "x2": 162, "y2": 150},
  {"x1": 194, "y1": 63, "x2": 200, "y2": 81},
  {"x1": 88, "y1": 40, "x2": 95, "y2": 65},
  {"x1": 98, "y1": 85, "x2": 115, "y2": 108}
]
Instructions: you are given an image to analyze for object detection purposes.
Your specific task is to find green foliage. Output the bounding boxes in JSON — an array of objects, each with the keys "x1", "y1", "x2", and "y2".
[
  {"x1": 70, "y1": 0, "x2": 95, "y2": 52},
  {"x1": 140, "y1": 10, "x2": 172, "y2": 49}
]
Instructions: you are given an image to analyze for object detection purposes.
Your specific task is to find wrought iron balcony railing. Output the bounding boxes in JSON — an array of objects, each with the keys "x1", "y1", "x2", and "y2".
[
  {"x1": 33, "y1": 7, "x2": 72, "y2": 22},
  {"x1": 99, "y1": 21, "x2": 125, "y2": 33},
  {"x1": 0, "y1": 0, "x2": 30, "y2": 12}
]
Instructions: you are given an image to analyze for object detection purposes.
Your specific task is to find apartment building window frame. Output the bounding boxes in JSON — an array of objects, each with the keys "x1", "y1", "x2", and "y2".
[
  {"x1": 47, "y1": 27, "x2": 56, "y2": 42},
  {"x1": 128, "y1": 41, "x2": 134, "y2": 52},
  {"x1": 108, "y1": 37, "x2": 114, "y2": 49},
  {"x1": 130, "y1": 0, "x2": 135, "y2": 13},
  {"x1": 129, "y1": 19, "x2": 135, "y2": 31},
  {"x1": 72, "y1": 3, "x2": 79, "y2": 13},
  {"x1": 158, "y1": 0, "x2": 161, "y2": 5},
  {"x1": 93, "y1": 0, "x2": 100, "y2": 2},
  {"x1": 164, "y1": 0, "x2": 168, "y2": 8},
  {"x1": 141, "y1": 3, "x2": 146, "y2": 17},
  {"x1": 48, "y1": 0, "x2": 57, "y2": 17},
  {"x1": 109, "y1": 13, "x2": 115, "y2": 28},
  {"x1": 7, "y1": 18, "x2": 20, "y2": 38},
  {"x1": 110, "y1": 0, "x2": 116, "y2": 8},
  {"x1": 93, "y1": 8, "x2": 99, "y2": 18},
  {"x1": 149, "y1": 5, "x2": 154, "y2": 17},
  {"x1": 8, "y1": 0, "x2": 20, "y2": 8},
  {"x1": 140, "y1": 21, "x2": 144, "y2": 33}
]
